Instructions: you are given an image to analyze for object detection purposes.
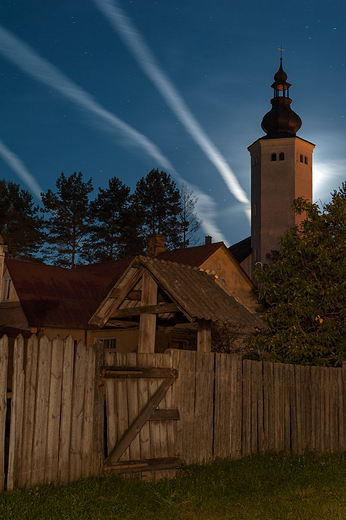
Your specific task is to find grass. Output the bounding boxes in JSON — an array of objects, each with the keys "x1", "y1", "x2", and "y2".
[{"x1": 1, "y1": 451, "x2": 346, "y2": 519}]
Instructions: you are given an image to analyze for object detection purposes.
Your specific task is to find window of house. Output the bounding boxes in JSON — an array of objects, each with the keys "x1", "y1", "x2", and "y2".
[
  {"x1": 279, "y1": 152, "x2": 285, "y2": 161},
  {"x1": 271, "y1": 153, "x2": 277, "y2": 161},
  {"x1": 101, "y1": 338, "x2": 117, "y2": 351},
  {"x1": 2, "y1": 278, "x2": 12, "y2": 301},
  {"x1": 300, "y1": 154, "x2": 303, "y2": 163}
]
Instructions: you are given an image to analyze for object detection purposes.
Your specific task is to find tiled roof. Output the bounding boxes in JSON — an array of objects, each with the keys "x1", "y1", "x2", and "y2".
[
  {"x1": 155, "y1": 242, "x2": 226, "y2": 266},
  {"x1": 5, "y1": 259, "x2": 121, "y2": 330},
  {"x1": 229, "y1": 236, "x2": 252, "y2": 264}
]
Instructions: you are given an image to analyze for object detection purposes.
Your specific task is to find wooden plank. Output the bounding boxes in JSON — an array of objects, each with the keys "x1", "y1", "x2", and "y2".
[
  {"x1": 81, "y1": 344, "x2": 96, "y2": 478},
  {"x1": 172, "y1": 350, "x2": 196, "y2": 465},
  {"x1": 91, "y1": 267, "x2": 144, "y2": 327},
  {"x1": 7, "y1": 335, "x2": 25, "y2": 491},
  {"x1": 294, "y1": 364, "x2": 303, "y2": 454},
  {"x1": 45, "y1": 336, "x2": 64, "y2": 484},
  {"x1": 136, "y1": 353, "x2": 151, "y2": 479},
  {"x1": 105, "y1": 350, "x2": 117, "y2": 456},
  {"x1": 126, "y1": 353, "x2": 141, "y2": 463},
  {"x1": 92, "y1": 341, "x2": 105, "y2": 476},
  {"x1": 20, "y1": 335, "x2": 39, "y2": 488},
  {"x1": 197, "y1": 319, "x2": 211, "y2": 353},
  {"x1": 0, "y1": 335, "x2": 8, "y2": 492},
  {"x1": 70, "y1": 340, "x2": 87, "y2": 482},
  {"x1": 138, "y1": 272, "x2": 158, "y2": 354},
  {"x1": 229, "y1": 355, "x2": 242, "y2": 459},
  {"x1": 330, "y1": 368, "x2": 339, "y2": 452},
  {"x1": 250, "y1": 361, "x2": 261, "y2": 454},
  {"x1": 107, "y1": 457, "x2": 183, "y2": 474},
  {"x1": 322, "y1": 367, "x2": 331, "y2": 451},
  {"x1": 58, "y1": 335, "x2": 75, "y2": 484},
  {"x1": 283, "y1": 364, "x2": 292, "y2": 451},
  {"x1": 287, "y1": 363, "x2": 295, "y2": 452},
  {"x1": 31, "y1": 336, "x2": 52, "y2": 486},
  {"x1": 273, "y1": 363, "x2": 284, "y2": 452},
  {"x1": 213, "y1": 353, "x2": 230, "y2": 459},
  {"x1": 102, "y1": 367, "x2": 176, "y2": 378},
  {"x1": 341, "y1": 364, "x2": 346, "y2": 452},
  {"x1": 106, "y1": 360, "x2": 177, "y2": 465},
  {"x1": 111, "y1": 303, "x2": 178, "y2": 318},
  {"x1": 115, "y1": 353, "x2": 130, "y2": 462},
  {"x1": 161, "y1": 350, "x2": 176, "y2": 480},
  {"x1": 152, "y1": 353, "x2": 166, "y2": 481},
  {"x1": 149, "y1": 409, "x2": 179, "y2": 421},
  {"x1": 242, "y1": 360, "x2": 252, "y2": 456},
  {"x1": 195, "y1": 352, "x2": 214, "y2": 462}
]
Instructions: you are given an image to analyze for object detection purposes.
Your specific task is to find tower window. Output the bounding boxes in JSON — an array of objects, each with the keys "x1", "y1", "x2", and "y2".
[
  {"x1": 279, "y1": 152, "x2": 285, "y2": 161},
  {"x1": 300, "y1": 154, "x2": 303, "y2": 163},
  {"x1": 305, "y1": 156, "x2": 308, "y2": 165},
  {"x1": 271, "y1": 153, "x2": 277, "y2": 161}
]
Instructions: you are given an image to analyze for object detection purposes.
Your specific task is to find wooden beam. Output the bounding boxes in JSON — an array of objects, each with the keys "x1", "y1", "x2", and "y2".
[
  {"x1": 89, "y1": 267, "x2": 144, "y2": 327},
  {"x1": 106, "y1": 457, "x2": 183, "y2": 474},
  {"x1": 105, "y1": 372, "x2": 177, "y2": 465},
  {"x1": 101, "y1": 367, "x2": 178, "y2": 379},
  {"x1": 110, "y1": 289, "x2": 142, "y2": 300},
  {"x1": 138, "y1": 271, "x2": 157, "y2": 354},
  {"x1": 197, "y1": 318, "x2": 212, "y2": 353},
  {"x1": 110, "y1": 302, "x2": 178, "y2": 319}
]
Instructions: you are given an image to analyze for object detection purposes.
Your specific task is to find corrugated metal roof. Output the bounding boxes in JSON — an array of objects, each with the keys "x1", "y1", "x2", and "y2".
[
  {"x1": 91, "y1": 256, "x2": 265, "y2": 330},
  {"x1": 140, "y1": 256, "x2": 264, "y2": 329}
]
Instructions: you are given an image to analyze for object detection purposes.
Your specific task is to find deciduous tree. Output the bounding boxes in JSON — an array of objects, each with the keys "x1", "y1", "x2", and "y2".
[{"x1": 250, "y1": 195, "x2": 346, "y2": 366}]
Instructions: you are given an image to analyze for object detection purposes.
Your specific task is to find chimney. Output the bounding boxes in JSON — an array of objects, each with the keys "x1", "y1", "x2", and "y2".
[
  {"x1": 205, "y1": 235, "x2": 212, "y2": 245},
  {"x1": 147, "y1": 233, "x2": 166, "y2": 257}
]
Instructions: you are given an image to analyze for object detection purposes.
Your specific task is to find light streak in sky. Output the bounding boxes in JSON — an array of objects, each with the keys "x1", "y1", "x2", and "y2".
[
  {"x1": 92, "y1": 0, "x2": 251, "y2": 222},
  {"x1": 0, "y1": 25, "x2": 227, "y2": 242},
  {"x1": 0, "y1": 138, "x2": 43, "y2": 199}
]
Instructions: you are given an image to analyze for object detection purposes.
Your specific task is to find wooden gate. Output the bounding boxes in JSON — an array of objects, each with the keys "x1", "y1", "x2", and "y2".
[{"x1": 103, "y1": 352, "x2": 183, "y2": 479}]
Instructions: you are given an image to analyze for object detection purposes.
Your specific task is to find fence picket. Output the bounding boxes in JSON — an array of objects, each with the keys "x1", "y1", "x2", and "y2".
[{"x1": 0, "y1": 336, "x2": 8, "y2": 492}]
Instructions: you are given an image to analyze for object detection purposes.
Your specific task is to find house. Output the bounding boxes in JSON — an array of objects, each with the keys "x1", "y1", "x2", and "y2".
[{"x1": 0, "y1": 235, "x2": 265, "y2": 353}]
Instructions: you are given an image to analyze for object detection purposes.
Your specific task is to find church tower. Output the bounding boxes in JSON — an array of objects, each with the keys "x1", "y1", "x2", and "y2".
[{"x1": 248, "y1": 59, "x2": 315, "y2": 270}]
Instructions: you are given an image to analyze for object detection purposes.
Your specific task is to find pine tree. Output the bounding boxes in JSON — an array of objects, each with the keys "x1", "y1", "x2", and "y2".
[
  {"x1": 0, "y1": 179, "x2": 45, "y2": 260},
  {"x1": 82, "y1": 176, "x2": 131, "y2": 262},
  {"x1": 41, "y1": 172, "x2": 93, "y2": 268},
  {"x1": 133, "y1": 169, "x2": 182, "y2": 250}
]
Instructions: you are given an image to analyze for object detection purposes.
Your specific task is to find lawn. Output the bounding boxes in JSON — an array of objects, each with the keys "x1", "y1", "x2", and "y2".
[{"x1": 1, "y1": 451, "x2": 346, "y2": 519}]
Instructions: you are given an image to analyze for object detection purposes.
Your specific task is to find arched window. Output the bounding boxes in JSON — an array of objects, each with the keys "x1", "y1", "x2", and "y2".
[
  {"x1": 271, "y1": 153, "x2": 277, "y2": 161},
  {"x1": 279, "y1": 152, "x2": 285, "y2": 161}
]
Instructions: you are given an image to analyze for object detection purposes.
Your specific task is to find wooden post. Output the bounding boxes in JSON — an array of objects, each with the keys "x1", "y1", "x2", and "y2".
[
  {"x1": 138, "y1": 271, "x2": 157, "y2": 353},
  {"x1": 197, "y1": 319, "x2": 211, "y2": 353}
]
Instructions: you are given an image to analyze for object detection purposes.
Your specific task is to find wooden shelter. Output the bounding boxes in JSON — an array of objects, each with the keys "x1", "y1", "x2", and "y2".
[{"x1": 89, "y1": 256, "x2": 266, "y2": 353}]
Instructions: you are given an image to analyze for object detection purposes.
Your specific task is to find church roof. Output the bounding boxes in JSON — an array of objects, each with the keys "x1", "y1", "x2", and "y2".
[{"x1": 261, "y1": 59, "x2": 302, "y2": 138}]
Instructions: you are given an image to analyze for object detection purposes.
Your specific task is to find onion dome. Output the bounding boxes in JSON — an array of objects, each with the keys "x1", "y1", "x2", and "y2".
[{"x1": 261, "y1": 59, "x2": 302, "y2": 138}]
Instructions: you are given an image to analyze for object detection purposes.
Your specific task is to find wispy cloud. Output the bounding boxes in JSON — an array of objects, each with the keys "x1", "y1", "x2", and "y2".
[
  {"x1": 0, "y1": 138, "x2": 43, "y2": 199},
  {"x1": 0, "y1": 25, "x2": 227, "y2": 241},
  {"x1": 92, "y1": 0, "x2": 251, "y2": 221}
]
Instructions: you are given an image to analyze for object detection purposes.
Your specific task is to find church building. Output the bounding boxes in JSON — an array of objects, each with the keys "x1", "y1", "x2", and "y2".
[{"x1": 232, "y1": 59, "x2": 315, "y2": 276}]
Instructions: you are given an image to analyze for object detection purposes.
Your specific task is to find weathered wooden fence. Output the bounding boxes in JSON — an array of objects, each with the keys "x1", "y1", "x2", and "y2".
[
  {"x1": 0, "y1": 334, "x2": 104, "y2": 492},
  {"x1": 1, "y1": 335, "x2": 346, "y2": 491}
]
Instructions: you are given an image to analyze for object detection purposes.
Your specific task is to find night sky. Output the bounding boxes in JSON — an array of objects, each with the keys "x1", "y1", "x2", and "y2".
[{"x1": 0, "y1": 0, "x2": 345, "y2": 247}]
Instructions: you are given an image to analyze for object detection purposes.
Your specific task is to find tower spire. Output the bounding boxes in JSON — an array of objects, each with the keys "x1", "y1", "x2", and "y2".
[{"x1": 261, "y1": 59, "x2": 302, "y2": 138}]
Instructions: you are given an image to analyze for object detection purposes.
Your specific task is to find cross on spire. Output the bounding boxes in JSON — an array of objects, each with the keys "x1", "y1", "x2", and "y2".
[{"x1": 278, "y1": 46, "x2": 285, "y2": 61}]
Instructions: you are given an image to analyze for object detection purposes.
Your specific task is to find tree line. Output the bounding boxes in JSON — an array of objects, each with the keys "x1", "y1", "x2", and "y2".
[{"x1": 0, "y1": 168, "x2": 201, "y2": 267}]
